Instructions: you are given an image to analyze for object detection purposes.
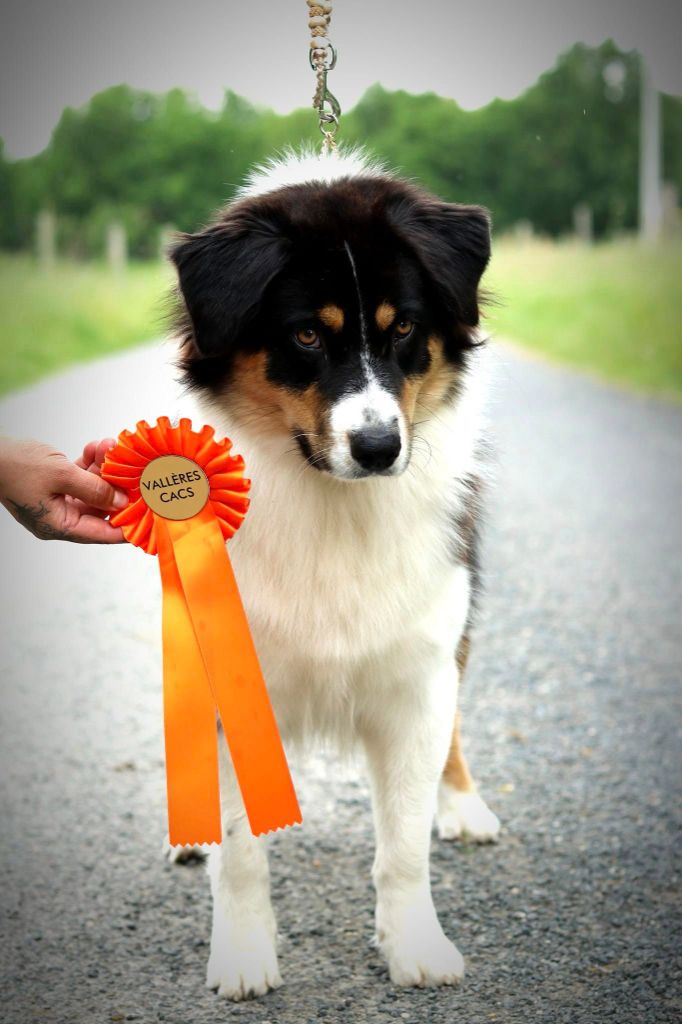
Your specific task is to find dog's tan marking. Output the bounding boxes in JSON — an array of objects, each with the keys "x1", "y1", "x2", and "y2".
[
  {"x1": 399, "y1": 335, "x2": 460, "y2": 427},
  {"x1": 229, "y1": 351, "x2": 329, "y2": 443},
  {"x1": 318, "y1": 304, "x2": 345, "y2": 332},
  {"x1": 375, "y1": 301, "x2": 397, "y2": 332},
  {"x1": 284, "y1": 382, "x2": 333, "y2": 465},
  {"x1": 229, "y1": 353, "x2": 280, "y2": 418},
  {"x1": 442, "y1": 710, "x2": 476, "y2": 792},
  {"x1": 456, "y1": 633, "x2": 471, "y2": 676},
  {"x1": 284, "y1": 386, "x2": 327, "y2": 438},
  {"x1": 442, "y1": 635, "x2": 476, "y2": 792}
]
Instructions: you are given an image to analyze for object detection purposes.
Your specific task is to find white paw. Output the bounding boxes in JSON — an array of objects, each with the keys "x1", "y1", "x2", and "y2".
[
  {"x1": 379, "y1": 923, "x2": 465, "y2": 988},
  {"x1": 206, "y1": 918, "x2": 281, "y2": 1001},
  {"x1": 437, "y1": 785, "x2": 501, "y2": 842}
]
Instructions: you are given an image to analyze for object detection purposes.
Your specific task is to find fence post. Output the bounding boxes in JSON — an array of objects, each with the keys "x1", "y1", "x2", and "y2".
[
  {"x1": 106, "y1": 221, "x2": 127, "y2": 275},
  {"x1": 36, "y1": 209, "x2": 56, "y2": 269},
  {"x1": 639, "y1": 58, "x2": 662, "y2": 242},
  {"x1": 158, "y1": 224, "x2": 177, "y2": 262},
  {"x1": 573, "y1": 202, "x2": 593, "y2": 244},
  {"x1": 661, "y1": 182, "x2": 679, "y2": 238},
  {"x1": 513, "y1": 220, "x2": 534, "y2": 243}
]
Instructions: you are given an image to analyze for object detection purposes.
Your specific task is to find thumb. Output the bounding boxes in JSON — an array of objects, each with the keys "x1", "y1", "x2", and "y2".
[{"x1": 61, "y1": 464, "x2": 128, "y2": 512}]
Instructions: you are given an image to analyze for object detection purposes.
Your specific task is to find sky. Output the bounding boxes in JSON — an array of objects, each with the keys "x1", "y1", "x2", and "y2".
[{"x1": 1, "y1": 0, "x2": 681, "y2": 160}]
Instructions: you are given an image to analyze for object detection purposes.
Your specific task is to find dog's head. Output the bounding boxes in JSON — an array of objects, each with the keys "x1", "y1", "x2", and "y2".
[{"x1": 171, "y1": 152, "x2": 490, "y2": 480}]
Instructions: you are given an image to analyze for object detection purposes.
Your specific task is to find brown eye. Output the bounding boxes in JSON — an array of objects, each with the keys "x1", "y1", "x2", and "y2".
[
  {"x1": 295, "y1": 327, "x2": 321, "y2": 350},
  {"x1": 394, "y1": 319, "x2": 414, "y2": 341}
]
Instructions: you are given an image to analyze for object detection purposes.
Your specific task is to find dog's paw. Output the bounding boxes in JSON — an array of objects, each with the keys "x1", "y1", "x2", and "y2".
[
  {"x1": 379, "y1": 924, "x2": 465, "y2": 988},
  {"x1": 163, "y1": 837, "x2": 209, "y2": 864},
  {"x1": 206, "y1": 919, "x2": 281, "y2": 1001},
  {"x1": 436, "y1": 785, "x2": 500, "y2": 843}
]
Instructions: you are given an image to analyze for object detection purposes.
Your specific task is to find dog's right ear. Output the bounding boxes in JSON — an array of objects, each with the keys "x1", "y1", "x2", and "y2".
[{"x1": 171, "y1": 207, "x2": 291, "y2": 357}]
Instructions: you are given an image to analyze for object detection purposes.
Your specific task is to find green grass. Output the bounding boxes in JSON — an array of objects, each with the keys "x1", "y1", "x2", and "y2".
[
  {"x1": 0, "y1": 255, "x2": 172, "y2": 395},
  {"x1": 1, "y1": 240, "x2": 681, "y2": 401},
  {"x1": 485, "y1": 237, "x2": 682, "y2": 401}
]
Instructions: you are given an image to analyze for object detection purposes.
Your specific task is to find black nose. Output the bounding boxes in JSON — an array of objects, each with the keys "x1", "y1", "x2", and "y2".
[{"x1": 349, "y1": 425, "x2": 402, "y2": 472}]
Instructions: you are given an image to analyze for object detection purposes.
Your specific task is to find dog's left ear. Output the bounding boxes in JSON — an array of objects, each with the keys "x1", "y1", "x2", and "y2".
[
  {"x1": 387, "y1": 195, "x2": 491, "y2": 326},
  {"x1": 171, "y1": 206, "x2": 291, "y2": 357}
]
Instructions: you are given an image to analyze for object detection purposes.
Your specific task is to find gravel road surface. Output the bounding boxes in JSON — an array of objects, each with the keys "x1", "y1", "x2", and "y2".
[{"x1": 1, "y1": 342, "x2": 680, "y2": 1024}]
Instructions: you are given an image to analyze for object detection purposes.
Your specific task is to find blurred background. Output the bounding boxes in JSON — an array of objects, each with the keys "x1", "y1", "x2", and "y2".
[
  {"x1": 0, "y1": 0, "x2": 680, "y2": 401},
  {"x1": 1, "y1": 6, "x2": 682, "y2": 1023}
]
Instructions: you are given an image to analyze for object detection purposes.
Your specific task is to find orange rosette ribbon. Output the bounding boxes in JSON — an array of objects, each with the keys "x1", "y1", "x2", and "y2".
[{"x1": 102, "y1": 417, "x2": 301, "y2": 845}]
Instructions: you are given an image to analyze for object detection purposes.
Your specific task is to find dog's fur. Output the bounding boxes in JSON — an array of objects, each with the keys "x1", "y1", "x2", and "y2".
[{"x1": 170, "y1": 147, "x2": 500, "y2": 999}]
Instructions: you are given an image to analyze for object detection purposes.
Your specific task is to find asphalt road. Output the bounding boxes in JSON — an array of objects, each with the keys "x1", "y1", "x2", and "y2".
[{"x1": 1, "y1": 342, "x2": 680, "y2": 1024}]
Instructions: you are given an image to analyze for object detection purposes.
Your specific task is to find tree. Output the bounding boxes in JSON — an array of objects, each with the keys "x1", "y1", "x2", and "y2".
[{"x1": 1, "y1": 41, "x2": 680, "y2": 254}]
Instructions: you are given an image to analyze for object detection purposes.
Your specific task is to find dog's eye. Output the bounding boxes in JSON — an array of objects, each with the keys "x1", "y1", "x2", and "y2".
[
  {"x1": 394, "y1": 319, "x2": 414, "y2": 343},
  {"x1": 294, "y1": 327, "x2": 322, "y2": 350}
]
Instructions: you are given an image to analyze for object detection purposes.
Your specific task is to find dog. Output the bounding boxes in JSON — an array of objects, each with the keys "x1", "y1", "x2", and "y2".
[{"x1": 169, "y1": 147, "x2": 501, "y2": 1000}]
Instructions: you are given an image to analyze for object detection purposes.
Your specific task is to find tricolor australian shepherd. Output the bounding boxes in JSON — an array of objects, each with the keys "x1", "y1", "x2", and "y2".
[{"x1": 170, "y1": 148, "x2": 500, "y2": 999}]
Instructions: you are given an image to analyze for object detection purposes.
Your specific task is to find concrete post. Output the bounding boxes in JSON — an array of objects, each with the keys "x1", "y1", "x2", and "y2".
[
  {"x1": 573, "y1": 202, "x2": 593, "y2": 244},
  {"x1": 36, "y1": 209, "x2": 56, "y2": 269},
  {"x1": 106, "y1": 222, "x2": 127, "y2": 275},
  {"x1": 661, "y1": 183, "x2": 680, "y2": 238},
  {"x1": 639, "y1": 58, "x2": 662, "y2": 243},
  {"x1": 158, "y1": 224, "x2": 177, "y2": 262}
]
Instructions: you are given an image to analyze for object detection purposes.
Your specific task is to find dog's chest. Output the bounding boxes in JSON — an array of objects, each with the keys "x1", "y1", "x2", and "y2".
[
  {"x1": 197, "y1": 359, "x2": 485, "y2": 670},
  {"x1": 227, "y1": 461, "x2": 460, "y2": 664}
]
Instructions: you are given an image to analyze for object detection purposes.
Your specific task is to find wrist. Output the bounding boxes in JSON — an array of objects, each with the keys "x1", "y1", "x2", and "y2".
[{"x1": 0, "y1": 437, "x2": 15, "y2": 496}]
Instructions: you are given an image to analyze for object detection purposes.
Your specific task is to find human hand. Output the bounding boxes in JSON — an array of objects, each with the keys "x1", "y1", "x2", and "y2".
[{"x1": 0, "y1": 437, "x2": 128, "y2": 543}]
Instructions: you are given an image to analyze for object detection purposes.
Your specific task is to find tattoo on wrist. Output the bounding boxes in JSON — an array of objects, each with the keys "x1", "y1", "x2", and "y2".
[{"x1": 6, "y1": 499, "x2": 72, "y2": 541}]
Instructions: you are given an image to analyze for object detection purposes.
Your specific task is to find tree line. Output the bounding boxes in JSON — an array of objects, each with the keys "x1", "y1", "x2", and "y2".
[{"x1": 1, "y1": 40, "x2": 681, "y2": 258}]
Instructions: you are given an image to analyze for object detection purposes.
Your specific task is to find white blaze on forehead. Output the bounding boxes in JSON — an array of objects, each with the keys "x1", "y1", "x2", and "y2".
[{"x1": 344, "y1": 240, "x2": 368, "y2": 349}]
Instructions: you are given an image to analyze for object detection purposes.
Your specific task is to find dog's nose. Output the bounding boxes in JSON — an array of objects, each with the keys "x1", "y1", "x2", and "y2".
[{"x1": 349, "y1": 424, "x2": 402, "y2": 472}]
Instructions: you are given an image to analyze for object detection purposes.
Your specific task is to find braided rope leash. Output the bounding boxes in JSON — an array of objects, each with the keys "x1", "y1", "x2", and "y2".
[{"x1": 307, "y1": 0, "x2": 341, "y2": 150}]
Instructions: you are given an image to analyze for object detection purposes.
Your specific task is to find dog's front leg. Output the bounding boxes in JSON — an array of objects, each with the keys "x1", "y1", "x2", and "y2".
[
  {"x1": 362, "y1": 659, "x2": 464, "y2": 988},
  {"x1": 205, "y1": 729, "x2": 281, "y2": 1001}
]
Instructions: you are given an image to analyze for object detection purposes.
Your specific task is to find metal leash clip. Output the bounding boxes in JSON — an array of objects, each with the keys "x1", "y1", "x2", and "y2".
[{"x1": 310, "y1": 44, "x2": 341, "y2": 148}]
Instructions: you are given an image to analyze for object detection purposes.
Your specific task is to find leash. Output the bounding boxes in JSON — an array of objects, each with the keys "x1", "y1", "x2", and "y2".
[{"x1": 307, "y1": 0, "x2": 341, "y2": 150}]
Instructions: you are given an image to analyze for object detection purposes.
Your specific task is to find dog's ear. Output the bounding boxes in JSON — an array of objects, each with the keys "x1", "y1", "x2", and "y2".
[
  {"x1": 387, "y1": 195, "x2": 491, "y2": 326},
  {"x1": 171, "y1": 207, "x2": 291, "y2": 357}
]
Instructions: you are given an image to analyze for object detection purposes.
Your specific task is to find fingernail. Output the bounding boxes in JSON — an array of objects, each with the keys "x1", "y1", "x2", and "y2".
[{"x1": 112, "y1": 490, "x2": 128, "y2": 510}]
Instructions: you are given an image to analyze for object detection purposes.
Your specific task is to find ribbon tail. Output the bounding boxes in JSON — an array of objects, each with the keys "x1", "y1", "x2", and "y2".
[
  {"x1": 166, "y1": 509, "x2": 302, "y2": 836},
  {"x1": 157, "y1": 519, "x2": 223, "y2": 846}
]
